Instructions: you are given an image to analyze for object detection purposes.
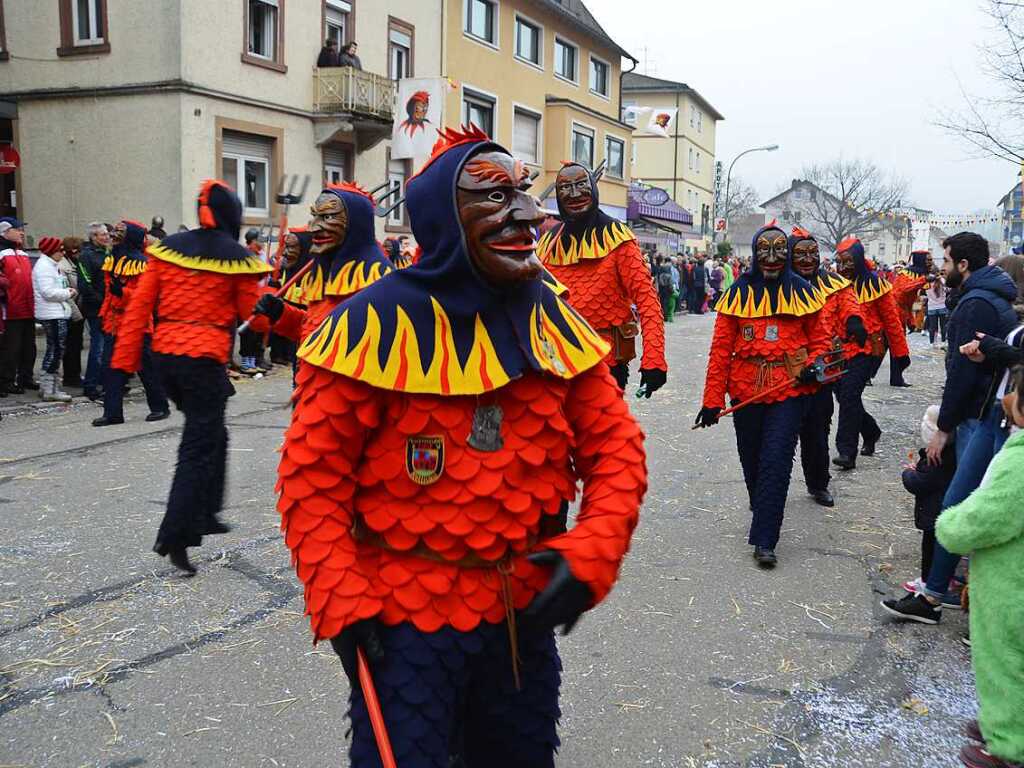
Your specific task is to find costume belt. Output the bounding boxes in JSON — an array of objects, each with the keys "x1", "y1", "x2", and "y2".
[{"x1": 745, "y1": 356, "x2": 787, "y2": 393}]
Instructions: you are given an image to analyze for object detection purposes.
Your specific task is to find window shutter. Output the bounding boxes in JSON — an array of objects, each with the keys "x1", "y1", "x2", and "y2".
[
  {"x1": 513, "y1": 111, "x2": 539, "y2": 164},
  {"x1": 223, "y1": 131, "x2": 273, "y2": 161}
]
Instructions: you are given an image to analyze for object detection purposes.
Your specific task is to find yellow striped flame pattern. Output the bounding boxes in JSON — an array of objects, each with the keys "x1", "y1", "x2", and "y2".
[{"x1": 538, "y1": 221, "x2": 636, "y2": 267}]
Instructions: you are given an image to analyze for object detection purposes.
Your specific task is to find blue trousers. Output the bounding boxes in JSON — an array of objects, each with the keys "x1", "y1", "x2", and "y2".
[
  {"x1": 799, "y1": 385, "x2": 834, "y2": 492},
  {"x1": 349, "y1": 622, "x2": 561, "y2": 768},
  {"x1": 834, "y1": 354, "x2": 882, "y2": 458},
  {"x1": 83, "y1": 317, "x2": 105, "y2": 395},
  {"x1": 101, "y1": 333, "x2": 168, "y2": 419},
  {"x1": 733, "y1": 396, "x2": 808, "y2": 549},
  {"x1": 923, "y1": 407, "x2": 1011, "y2": 599}
]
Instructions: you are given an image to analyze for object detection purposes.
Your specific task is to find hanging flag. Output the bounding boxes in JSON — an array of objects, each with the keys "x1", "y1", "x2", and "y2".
[{"x1": 635, "y1": 107, "x2": 677, "y2": 138}]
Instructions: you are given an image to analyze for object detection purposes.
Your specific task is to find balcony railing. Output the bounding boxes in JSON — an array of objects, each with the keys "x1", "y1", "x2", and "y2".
[{"x1": 313, "y1": 66, "x2": 395, "y2": 121}]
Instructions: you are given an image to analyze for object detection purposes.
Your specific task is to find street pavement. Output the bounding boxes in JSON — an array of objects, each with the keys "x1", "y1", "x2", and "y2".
[{"x1": 1, "y1": 315, "x2": 975, "y2": 767}]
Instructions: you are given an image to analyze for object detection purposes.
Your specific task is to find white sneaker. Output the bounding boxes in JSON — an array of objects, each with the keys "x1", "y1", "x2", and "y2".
[{"x1": 902, "y1": 577, "x2": 925, "y2": 594}]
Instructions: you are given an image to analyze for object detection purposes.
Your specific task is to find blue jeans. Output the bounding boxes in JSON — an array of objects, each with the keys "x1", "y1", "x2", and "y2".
[
  {"x1": 40, "y1": 319, "x2": 68, "y2": 375},
  {"x1": 83, "y1": 317, "x2": 104, "y2": 394},
  {"x1": 923, "y1": 407, "x2": 1011, "y2": 598}
]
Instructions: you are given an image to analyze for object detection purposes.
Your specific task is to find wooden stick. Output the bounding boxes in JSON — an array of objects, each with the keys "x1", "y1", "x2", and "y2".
[
  {"x1": 692, "y1": 369, "x2": 846, "y2": 429},
  {"x1": 358, "y1": 647, "x2": 397, "y2": 768}
]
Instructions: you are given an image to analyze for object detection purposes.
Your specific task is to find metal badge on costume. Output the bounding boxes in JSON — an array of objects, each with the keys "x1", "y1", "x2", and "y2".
[
  {"x1": 467, "y1": 404, "x2": 504, "y2": 451},
  {"x1": 765, "y1": 325, "x2": 779, "y2": 342},
  {"x1": 742, "y1": 324, "x2": 755, "y2": 341},
  {"x1": 406, "y1": 436, "x2": 445, "y2": 484}
]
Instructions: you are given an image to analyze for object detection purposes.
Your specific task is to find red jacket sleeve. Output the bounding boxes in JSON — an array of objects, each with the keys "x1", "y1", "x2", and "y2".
[
  {"x1": 110, "y1": 265, "x2": 160, "y2": 373},
  {"x1": 615, "y1": 241, "x2": 667, "y2": 372},
  {"x1": 277, "y1": 364, "x2": 383, "y2": 642},
  {"x1": 543, "y1": 364, "x2": 646, "y2": 604},
  {"x1": 272, "y1": 302, "x2": 306, "y2": 342},
  {"x1": 878, "y1": 291, "x2": 910, "y2": 358},
  {"x1": 702, "y1": 313, "x2": 738, "y2": 409}
]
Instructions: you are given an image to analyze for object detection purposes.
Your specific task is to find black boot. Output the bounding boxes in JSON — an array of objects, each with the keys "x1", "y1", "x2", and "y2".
[
  {"x1": 809, "y1": 488, "x2": 835, "y2": 507},
  {"x1": 753, "y1": 546, "x2": 777, "y2": 568},
  {"x1": 832, "y1": 454, "x2": 856, "y2": 470},
  {"x1": 160, "y1": 544, "x2": 196, "y2": 576},
  {"x1": 860, "y1": 438, "x2": 877, "y2": 457}
]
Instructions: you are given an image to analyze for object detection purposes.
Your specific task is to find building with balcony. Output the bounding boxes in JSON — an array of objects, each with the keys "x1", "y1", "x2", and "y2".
[
  {"x1": 621, "y1": 72, "x2": 723, "y2": 252},
  {"x1": 0, "y1": 0, "x2": 441, "y2": 239},
  {"x1": 443, "y1": 0, "x2": 636, "y2": 218}
]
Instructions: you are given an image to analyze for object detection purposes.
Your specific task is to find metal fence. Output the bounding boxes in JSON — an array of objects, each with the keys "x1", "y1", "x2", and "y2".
[{"x1": 313, "y1": 67, "x2": 395, "y2": 120}]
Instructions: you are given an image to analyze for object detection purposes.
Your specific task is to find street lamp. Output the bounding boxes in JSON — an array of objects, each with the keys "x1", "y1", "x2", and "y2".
[{"x1": 722, "y1": 144, "x2": 779, "y2": 242}]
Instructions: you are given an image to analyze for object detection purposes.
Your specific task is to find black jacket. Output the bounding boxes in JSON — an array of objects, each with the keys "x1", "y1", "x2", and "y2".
[
  {"x1": 692, "y1": 262, "x2": 707, "y2": 287},
  {"x1": 902, "y1": 446, "x2": 956, "y2": 531},
  {"x1": 938, "y1": 265, "x2": 1019, "y2": 432},
  {"x1": 77, "y1": 241, "x2": 107, "y2": 318},
  {"x1": 317, "y1": 47, "x2": 340, "y2": 67}
]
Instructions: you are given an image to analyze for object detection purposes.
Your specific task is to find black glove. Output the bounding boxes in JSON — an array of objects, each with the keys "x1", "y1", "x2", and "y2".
[
  {"x1": 638, "y1": 368, "x2": 667, "y2": 398},
  {"x1": 253, "y1": 293, "x2": 284, "y2": 323},
  {"x1": 797, "y1": 364, "x2": 821, "y2": 384},
  {"x1": 109, "y1": 278, "x2": 123, "y2": 298},
  {"x1": 329, "y1": 618, "x2": 384, "y2": 689},
  {"x1": 977, "y1": 334, "x2": 1000, "y2": 356},
  {"x1": 521, "y1": 551, "x2": 592, "y2": 636},
  {"x1": 895, "y1": 355, "x2": 911, "y2": 372},
  {"x1": 845, "y1": 315, "x2": 867, "y2": 347},
  {"x1": 694, "y1": 406, "x2": 721, "y2": 429}
]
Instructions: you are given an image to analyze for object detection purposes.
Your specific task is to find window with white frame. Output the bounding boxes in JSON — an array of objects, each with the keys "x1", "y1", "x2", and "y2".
[
  {"x1": 324, "y1": 0, "x2": 349, "y2": 51},
  {"x1": 463, "y1": 89, "x2": 495, "y2": 137},
  {"x1": 697, "y1": 110, "x2": 703, "y2": 133},
  {"x1": 72, "y1": 0, "x2": 105, "y2": 45},
  {"x1": 389, "y1": 22, "x2": 413, "y2": 80},
  {"x1": 248, "y1": 0, "x2": 279, "y2": 60},
  {"x1": 689, "y1": 105, "x2": 696, "y2": 127},
  {"x1": 554, "y1": 38, "x2": 577, "y2": 81},
  {"x1": 221, "y1": 134, "x2": 272, "y2": 219},
  {"x1": 688, "y1": 147, "x2": 693, "y2": 170},
  {"x1": 695, "y1": 151, "x2": 701, "y2": 172},
  {"x1": 605, "y1": 136, "x2": 624, "y2": 179},
  {"x1": 589, "y1": 57, "x2": 609, "y2": 97},
  {"x1": 514, "y1": 16, "x2": 540, "y2": 65},
  {"x1": 513, "y1": 108, "x2": 541, "y2": 165},
  {"x1": 387, "y1": 157, "x2": 409, "y2": 227},
  {"x1": 465, "y1": 0, "x2": 496, "y2": 45},
  {"x1": 572, "y1": 124, "x2": 594, "y2": 168}
]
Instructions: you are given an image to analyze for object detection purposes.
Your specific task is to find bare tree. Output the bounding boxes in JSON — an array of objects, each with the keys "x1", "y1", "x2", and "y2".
[
  {"x1": 797, "y1": 158, "x2": 909, "y2": 251},
  {"x1": 719, "y1": 176, "x2": 760, "y2": 223},
  {"x1": 935, "y1": 1, "x2": 1024, "y2": 165}
]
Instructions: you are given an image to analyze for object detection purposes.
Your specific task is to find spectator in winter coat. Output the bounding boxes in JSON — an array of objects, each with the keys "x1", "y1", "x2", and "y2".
[
  {"x1": 58, "y1": 237, "x2": 86, "y2": 389},
  {"x1": 0, "y1": 217, "x2": 38, "y2": 395},
  {"x1": 689, "y1": 257, "x2": 707, "y2": 315},
  {"x1": 316, "y1": 38, "x2": 340, "y2": 67},
  {"x1": 33, "y1": 237, "x2": 77, "y2": 402},
  {"x1": 339, "y1": 41, "x2": 362, "y2": 69},
  {"x1": 78, "y1": 222, "x2": 109, "y2": 399}
]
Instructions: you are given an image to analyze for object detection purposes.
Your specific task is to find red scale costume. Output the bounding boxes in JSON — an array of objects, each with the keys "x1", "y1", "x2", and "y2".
[
  {"x1": 260, "y1": 184, "x2": 393, "y2": 344},
  {"x1": 538, "y1": 163, "x2": 667, "y2": 396},
  {"x1": 832, "y1": 236, "x2": 910, "y2": 468},
  {"x1": 885, "y1": 249, "x2": 930, "y2": 386},
  {"x1": 278, "y1": 128, "x2": 646, "y2": 767},
  {"x1": 787, "y1": 227, "x2": 865, "y2": 507},
  {"x1": 94, "y1": 220, "x2": 169, "y2": 426},
  {"x1": 697, "y1": 223, "x2": 829, "y2": 565},
  {"x1": 111, "y1": 181, "x2": 272, "y2": 572}
]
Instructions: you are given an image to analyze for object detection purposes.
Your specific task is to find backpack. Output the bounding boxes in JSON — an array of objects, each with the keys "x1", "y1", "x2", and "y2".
[{"x1": 657, "y1": 270, "x2": 672, "y2": 289}]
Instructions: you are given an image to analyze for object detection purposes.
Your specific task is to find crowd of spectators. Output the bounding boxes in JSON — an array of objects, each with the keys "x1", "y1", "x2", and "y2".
[{"x1": 642, "y1": 248, "x2": 745, "y2": 322}]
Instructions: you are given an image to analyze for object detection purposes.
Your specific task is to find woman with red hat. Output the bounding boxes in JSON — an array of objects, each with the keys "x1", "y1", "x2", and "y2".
[{"x1": 32, "y1": 236, "x2": 78, "y2": 402}]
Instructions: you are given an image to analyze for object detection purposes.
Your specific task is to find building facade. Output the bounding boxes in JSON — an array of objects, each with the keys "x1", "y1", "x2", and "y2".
[
  {"x1": 0, "y1": 0, "x2": 442, "y2": 241},
  {"x1": 621, "y1": 71, "x2": 722, "y2": 253},
  {"x1": 998, "y1": 183, "x2": 1023, "y2": 255},
  {"x1": 443, "y1": 0, "x2": 635, "y2": 218}
]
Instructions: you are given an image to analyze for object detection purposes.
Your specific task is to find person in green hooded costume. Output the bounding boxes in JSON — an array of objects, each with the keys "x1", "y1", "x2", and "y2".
[{"x1": 937, "y1": 364, "x2": 1024, "y2": 768}]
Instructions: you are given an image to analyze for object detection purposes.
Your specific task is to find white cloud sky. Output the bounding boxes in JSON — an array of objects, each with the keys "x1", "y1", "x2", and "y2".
[{"x1": 587, "y1": 0, "x2": 1016, "y2": 214}]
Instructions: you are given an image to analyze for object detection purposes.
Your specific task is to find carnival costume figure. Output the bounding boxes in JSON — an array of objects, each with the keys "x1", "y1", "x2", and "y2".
[
  {"x1": 788, "y1": 226, "x2": 863, "y2": 508},
  {"x1": 695, "y1": 223, "x2": 830, "y2": 567},
  {"x1": 832, "y1": 236, "x2": 910, "y2": 469},
  {"x1": 111, "y1": 181, "x2": 272, "y2": 574},
  {"x1": 537, "y1": 163, "x2": 666, "y2": 396},
  {"x1": 886, "y1": 248, "x2": 931, "y2": 386},
  {"x1": 277, "y1": 127, "x2": 646, "y2": 767},
  {"x1": 94, "y1": 220, "x2": 169, "y2": 426},
  {"x1": 254, "y1": 184, "x2": 392, "y2": 343}
]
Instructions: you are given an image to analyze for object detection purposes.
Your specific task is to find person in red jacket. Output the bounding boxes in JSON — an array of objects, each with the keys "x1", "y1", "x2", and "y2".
[
  {"x1": 788, "y1": 226, "x2": 864, "y2": 507},
  {"x1": 253, "y1": 184, "x2": 392, "y2": 344},
  {"x1": 94, "y1": 220, "x2": 170, "y2": 426},
  {"x1": 832, "y1": 236, "x2": 910, "y2": 469},
  {"x1": 886, "y1": 249, "x2": 930, "y2": 387},
  {"x1": 0, "y1": 217, "x2": 39, "y2": 395},
  {"x1": 279, "y1": 127, "x2": 646, "y2": 766},
  {"x1": 537, "y1": 163, "x2": 667, "y2": 396},
  {"x1": 112, "y1": 181, "x2": 272, "y2": 574},
  {"x1": 695, "y1": 222, "x2": 830, "y2": 567}
]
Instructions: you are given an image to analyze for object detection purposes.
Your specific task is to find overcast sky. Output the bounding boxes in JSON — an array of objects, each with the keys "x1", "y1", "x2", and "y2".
[{"x1": 588, "y1": 0, "x2": 1015, "y2": 214}]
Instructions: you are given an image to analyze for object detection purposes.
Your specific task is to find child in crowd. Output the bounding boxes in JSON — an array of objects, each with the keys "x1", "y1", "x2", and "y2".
[
  {"x1": 32, "y1": 237, "x2": 77, "y2": 402},
  {"x1": 937, "y1": 364, "x2": 1024, "y2": 768},
  {"x1": 901, "y1": 405, "x2": 957, "y2": 594}
]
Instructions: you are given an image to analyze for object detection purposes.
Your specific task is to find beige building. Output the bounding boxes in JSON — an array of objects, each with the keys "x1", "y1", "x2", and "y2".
[
  {"x1": 442, "y1": 0, "x2": 635, "y2": 216},
  {"x1": 0, "y1": 0, "x2": 441, "y2": 240},
  {"x1": 621, "y1": 72, "x2": 723, "y2": 251}
]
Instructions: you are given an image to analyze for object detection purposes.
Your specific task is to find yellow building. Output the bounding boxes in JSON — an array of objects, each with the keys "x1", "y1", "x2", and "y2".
[
  {"x1": 441, "y1": 0, "x2": 636, "y2": 217},
  {"x1": 622, "y1": 72, "x2": 723, "y2": 252}
]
